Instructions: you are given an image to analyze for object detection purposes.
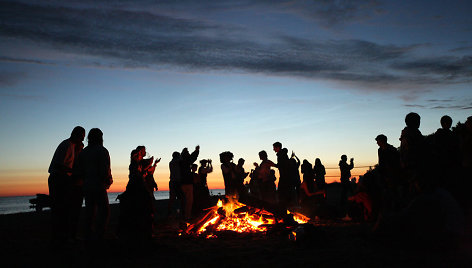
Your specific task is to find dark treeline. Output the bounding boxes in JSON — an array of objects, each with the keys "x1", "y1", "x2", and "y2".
[{"x1": 46, "y1": 113, "x2": 472, "y2": 247}]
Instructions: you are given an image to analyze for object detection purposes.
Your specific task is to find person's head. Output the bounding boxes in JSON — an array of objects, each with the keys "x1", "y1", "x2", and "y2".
[
  {"x1": 341, "y1": 155, "x2": 347, "y2": 161},
  {"x1": 238, "y1": 158, "x2": 245, "y2": 166},
  {"x1": 130, "y1": 149, "x2": 139, "y2": 161},
  {"x1": 405, "y1": 112, "x2": 421, "y2": 129},
  {"x1": 440, "y1": 115, "x2": 452, "y2": 130},
  {"x1": 136, "y1": 146, "x2": 146, "y2": 158},
  {"x1": 273, "y1": 142, "x2": 282, "y2": 153},
  {"x1": 258, "y1": 150, "x2": 268, "y2": 161},
  {"x1": 70, "y1": 126, "x2": 86, "y2": 144},
  {"x1": 219, "y1": 151, "x2": 234, "y2": 164},
  {"x1": 181, "y1": 147, "x2": 189, "y2": 158},
  {"x1": 375, "y1": 134, "x2": 388, "y2": 148},
  {"x1": 314, "y1": 158, "x2": 322, "y2": 166},
  {"x1": 191, "y1": 164, "x2": 198, "y2": 172},
  {"x1": 302, "y1": 159, "x2": 311, "y2": 168},
  {"x1": 467, "y1": 116, "x2": 472, "y2": 132},
  {"x1": 87, "y1": 128, "x2": 103, "y2": 146},
  {"x1": 172, "y1": 151, "x2": 181, "y2": 159},
  {"x1": 200, "y1": 159, "x2": 208, "y2": 166}
]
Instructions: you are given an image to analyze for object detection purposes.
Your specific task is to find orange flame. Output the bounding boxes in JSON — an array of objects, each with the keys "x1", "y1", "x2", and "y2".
[{"x1": 185, "y1": 198, "x2": 310, "y2": 237}]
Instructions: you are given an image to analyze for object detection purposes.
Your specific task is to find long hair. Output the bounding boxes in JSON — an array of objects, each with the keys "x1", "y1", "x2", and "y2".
[
  {"x1": 70, "y1": 126, "x2": 85, "y2": 140},
  {"x1": 87, "y1": 128, "x2": 103, "y2": 146}
]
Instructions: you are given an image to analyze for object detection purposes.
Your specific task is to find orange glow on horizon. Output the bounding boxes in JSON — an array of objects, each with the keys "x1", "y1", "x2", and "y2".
[{"x1": 0, "y1": 164, "x2": 373, "y2": 196}]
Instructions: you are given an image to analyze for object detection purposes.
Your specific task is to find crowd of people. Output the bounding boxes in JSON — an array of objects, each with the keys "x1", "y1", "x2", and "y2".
[{"x1": 46, "y1": 113, "x2": 472, "y2": 245}]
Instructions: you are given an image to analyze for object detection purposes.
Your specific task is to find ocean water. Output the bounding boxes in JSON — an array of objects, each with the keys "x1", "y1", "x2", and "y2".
[{"x1": 0, "y1": 189, "x2": 225, "y2": 215}]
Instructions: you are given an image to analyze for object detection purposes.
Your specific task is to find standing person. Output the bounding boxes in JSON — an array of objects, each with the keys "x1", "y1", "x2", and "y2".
[
  {"x1": 300, "y1": 160, "x2": 326, "y2": 217},
  {"x1": 313, "y1": 158, "x2": 326, "y2": 190},
  {"x1": 399, "y1": 112, "x2": 425, "y2": 180},
  {"x1": 75, "y1": 128, "x2": 113, "y2": 240},
  {"x1": 290, "y1": 152, "x2": 301, "y2": 204},
  {"x1": 48, "y1": 126, "x2": 85, "y2": 245},
  {"x1": 134, "y1": 146, "x2": 160, "y2": 200},
  {"x1": 180, "y1": 146, "x2": 200, "y2": 221},
  {"x1": 234, "y1": 158, "x2": 249, "y2": 196},
  {"x1": 220, "y1": 151, "x2": 236, "y2": 196},
  {"x1": 195, "y1": 159, "x2": 212, "y2": 213},
  {"x1": 339, "y1": 155, "x2": 354, "y2": 212},
  {"x1": 431, "y1": 116, "x2": 460, "y2": 190},
  {"x1": 118, "y1": 148, "x2": 154, "y2": 240},
  {"x1": 168, "y1": 151, "x2": 183, "y2": 217},
  {"x1": 254, "y1": 150, "x2": 277, "y2": 203},
  {"x1": 273, "y1": 142, "x2": 294, "y2": 208}
]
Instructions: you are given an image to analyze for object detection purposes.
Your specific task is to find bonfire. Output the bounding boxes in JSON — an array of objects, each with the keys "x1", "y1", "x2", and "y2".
[{"x1": 183, "y1": 196, "x2": 310, "y2": 238}]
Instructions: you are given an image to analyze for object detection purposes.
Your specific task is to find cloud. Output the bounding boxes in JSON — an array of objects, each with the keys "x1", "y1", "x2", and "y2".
[
  {"x1": 0, "y1": 0, "x2": 470, "y2": 90},
  {"x1": 0, "y1": 56, "x2": 53, "y2": 65},
  {"x1": 404, "y1": 98, "x2": 472, "y2": 110},
  {"x1": 449, "y1": 46, "x2": 472, "y2": 53},
  {"x1": 391, "y1": 56, "x2": 472, "y2": 79}
]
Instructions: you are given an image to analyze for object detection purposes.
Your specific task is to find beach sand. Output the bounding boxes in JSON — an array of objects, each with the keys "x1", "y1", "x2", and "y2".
[{"x1": 1, "y1": 197, "x2": 471, "y2": 267}]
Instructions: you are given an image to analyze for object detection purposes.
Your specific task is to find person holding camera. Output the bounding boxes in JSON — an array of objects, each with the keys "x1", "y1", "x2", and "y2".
[
  {"x1": 339, "y1": 155, "x2": 354, "y2": 214},
  {"x1": 194, "y1": 159, "x2": 213, "y2": 214}
]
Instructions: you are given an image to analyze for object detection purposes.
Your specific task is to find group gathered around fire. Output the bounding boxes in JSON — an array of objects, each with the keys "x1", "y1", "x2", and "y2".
[{"x1": 47, "y1": 112, "x2": 472, "y2": 245}]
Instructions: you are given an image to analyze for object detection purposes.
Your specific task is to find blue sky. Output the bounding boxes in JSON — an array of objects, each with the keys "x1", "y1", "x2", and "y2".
[{"x1": 0, "y1": 0, "x2": 471, "y2": 195}]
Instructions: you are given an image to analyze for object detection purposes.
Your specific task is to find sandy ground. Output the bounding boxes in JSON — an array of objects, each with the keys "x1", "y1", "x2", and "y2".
[{"x1": 1, "y1": 197, "x2": 471, "y2": 268}]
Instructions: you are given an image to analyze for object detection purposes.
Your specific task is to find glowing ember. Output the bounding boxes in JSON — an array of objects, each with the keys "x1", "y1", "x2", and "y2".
[{"x1": 184, "y1": 198, "x2": 310, "y2": 237}]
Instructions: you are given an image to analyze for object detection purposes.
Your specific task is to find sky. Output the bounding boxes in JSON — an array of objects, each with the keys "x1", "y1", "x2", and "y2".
[{"x1": 0, "y1": 0, "x2": 471, "y2": 196}]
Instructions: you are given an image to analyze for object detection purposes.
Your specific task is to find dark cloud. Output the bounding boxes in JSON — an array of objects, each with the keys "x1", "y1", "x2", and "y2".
[
  {"x1": 0, "y1": 56, "x2": 52, "y2": 65},
  {"x1": 0, "y1": 0, "x2": 470, "y2": 89},
  {"x1": 404, "y1": 99, "x2": 472, "y2": 110},
  {"x1": 449, "y1": 46, "x2": 472, "y2": 53},
  {"x1": 391, "y1": 56, "x2": 472, "y2": 79},
  {"x1": 10, "y1": 0, "x2": 382, "y2": 27}
]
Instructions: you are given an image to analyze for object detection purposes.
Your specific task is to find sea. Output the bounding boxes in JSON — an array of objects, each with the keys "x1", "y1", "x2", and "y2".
[{"x1": 0, "y1": 189, "x2": 226, "y2": 215}]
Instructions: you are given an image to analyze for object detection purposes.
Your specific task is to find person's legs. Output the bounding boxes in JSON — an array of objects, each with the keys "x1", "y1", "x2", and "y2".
[
  {"x1": 84, "y1": 191, "x2": 97, "y2": 239},
  {"x1": 48, "y1": 174, "x2": 69, "y2": 243},
  {"x1": 95, "y1": 189, "x2": 110, "y2": 239},
  {"x1": 181, "y1": 184, "x2": 194, "y2": 220},
  {"x1": 68, "y1": 185, "x2": 83, "y2": 240}
]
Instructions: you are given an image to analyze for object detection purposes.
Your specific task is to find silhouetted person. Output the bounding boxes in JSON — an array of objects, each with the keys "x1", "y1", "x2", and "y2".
[
  {"x1": 194, "y1": 159, "x2": 212, "y2": 214},
  {"x1": 136, "y1": 146, "x2": 160, "y2": 226},
  {"x1": 300, "y1": 160, "x2": 326, "y2": 217},
  {"x1": 48, "y1": 126, "x2": 85, "y2": 245},
  {"x1": 290, "y1": 152, "x2": 301, "y2": 203},
  {"x1": 135, "y1": 146, "x2": 160, "y2": 200},
  {"x1": 339, "y1": 155, "x2": 354, "y2": 211},
  {"x1": 313, "y1": 158, "x2": 326, "y2": 190},
  {"x1": 376, "y1": 134, "x2": 401, "y2": 183},
  {"x1": 220, "y1": 151, "x2": 237, "y2": 196},
  {"x1": 69, "y1": 138, "x2": 85, "y2": 242},
  {"x1": 118, "y1": 148, "x2": 154, "y2": 240},
  {"x1": 400, "y1": 112, "x2": 425, "y2": 172},
  {"x1": 168, "y1": 151, "x2": 183, "y2": 217},
  {"x1": 273, "y1": 142, "x2": 295, "y2": 208},
  {"x1": 75, "y1": 128, "x2": 113, "y2": 240},
  {"x1": 180, "y1": 146, "x2": 199, "y2": 220},
  {"x1": 234, "y1": 158, "x2": 249, "y2": 196},
  {"x1": 253, "y1": 150, "x2": 276, "y2": 203},
  {"x1": 430, "y1": 116, "x2": 461, "y2": 191},
  {"x1": 459, "y1": 116, "x2": 472, "y2": 208}
]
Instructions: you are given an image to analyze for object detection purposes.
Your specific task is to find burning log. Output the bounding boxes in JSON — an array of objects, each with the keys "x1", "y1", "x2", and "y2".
[{"x1": 183, "y1": 198, "x2": 310, "y2": 238}]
